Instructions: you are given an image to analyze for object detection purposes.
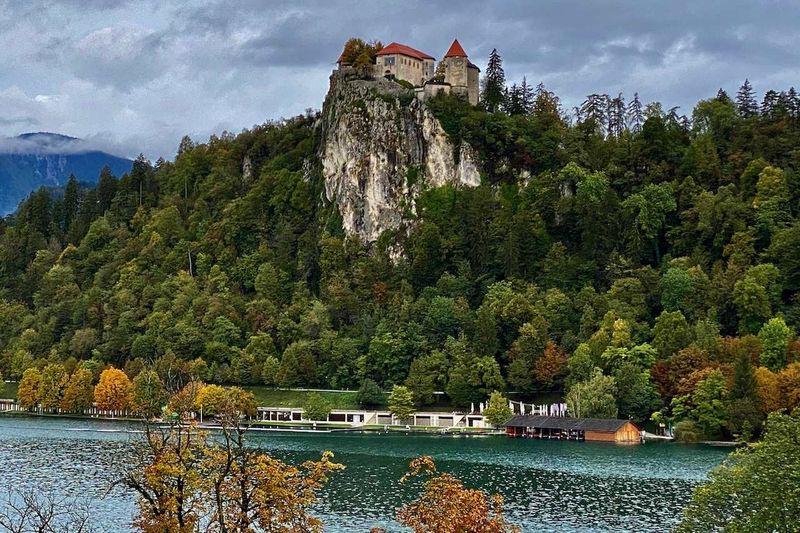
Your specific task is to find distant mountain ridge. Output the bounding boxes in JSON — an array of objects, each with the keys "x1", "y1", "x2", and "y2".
[{"x1": 0, "y1": 132, "x2": 133, "y2": 215}]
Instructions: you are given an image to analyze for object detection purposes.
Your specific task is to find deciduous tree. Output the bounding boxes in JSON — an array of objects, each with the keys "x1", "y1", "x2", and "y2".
[
  {"x1": 398, "y1": 456, "x2": 520, "y2": 533},
  {"x1": 94, "y1": 367, "x2": 133, "y2": 412}
]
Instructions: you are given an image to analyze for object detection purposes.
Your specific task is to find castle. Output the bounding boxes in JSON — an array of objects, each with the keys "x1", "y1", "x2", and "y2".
[{"x1": 337, "y1": 39, "x2": 480, "y2": 106}]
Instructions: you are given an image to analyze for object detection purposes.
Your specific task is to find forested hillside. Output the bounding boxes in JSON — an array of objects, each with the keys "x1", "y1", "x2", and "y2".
[{"x1": 1, "y1": 55, "x2": 800, "y2": 440}]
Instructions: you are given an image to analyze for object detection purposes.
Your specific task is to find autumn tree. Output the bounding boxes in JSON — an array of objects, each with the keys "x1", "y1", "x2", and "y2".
[
  {"x1": 17, "y1": 368, "x2": 42, "y2": 410},
  {"x1": 60, "y1": 368, "x2": 95, "y2": 413},
  {"x1": 338, "y1": 37, "x2": 383, "y2": 73},
  {"x1": 755, "y1": 367, "x2": 783, "y2": 414},
  {"x1": 398, "y1": 456, "x2": 520, "y2": 533},
  {"x1": 38, "y1": 364, "x2": 68, "y2": 410},
  {"x1": 533, "y1": 342, "x2": 568, "y2": 389},
  {"x1": 94, "y1": 367, "x2": 133, "y2": 412},
  {"x1": 124, "y1": 416, "x2": 343, "y2": 532}
]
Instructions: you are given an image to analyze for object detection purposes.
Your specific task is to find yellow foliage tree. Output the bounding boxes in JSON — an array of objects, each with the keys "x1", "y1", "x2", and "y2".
[
  {"x1": 38, "y1": 363, "x2": 68, "y2": 410},
  {"x1": 398, "y1": 456, "x2": 520, "y2": 533},
  {"x1": 754, "y1": 366, "x2": 783, "y2": 414},
  {"x1": 60, "y1": 368, "x2": 95, "y2": 413},
  {"x1": 17, "y1": 368, "x2": 42, "y2": 410},
  {"x1": 338, "y1": 38, "x2": 383, "y2": 72},
  {"x1": 124, "y1": 419, "x2": 343, "y2": 532},
  {"x1": 94, "y1": 367, "x2": 133, "y2": 411}
]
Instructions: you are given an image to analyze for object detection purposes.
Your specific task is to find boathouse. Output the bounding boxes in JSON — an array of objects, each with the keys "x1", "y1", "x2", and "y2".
[{"x1": 504, "y1": 415, "x2": 641, "y2": 444}]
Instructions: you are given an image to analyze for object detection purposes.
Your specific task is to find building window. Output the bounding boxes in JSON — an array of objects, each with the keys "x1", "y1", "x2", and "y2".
[{"x1": 384, "y1": 57, "x2": 395, "y2": 66}]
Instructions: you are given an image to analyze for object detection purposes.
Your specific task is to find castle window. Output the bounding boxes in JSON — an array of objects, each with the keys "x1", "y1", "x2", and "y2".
[{"x1": 384, "y1": 57, "x2": 395, "y2": 66}]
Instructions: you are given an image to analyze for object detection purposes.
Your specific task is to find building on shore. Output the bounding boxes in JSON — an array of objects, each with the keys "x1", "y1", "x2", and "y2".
[
  {"x1": 257, "y1": 407, "x2": 487, "y2": 428},
  {"x1": 503, "y1": 415, "x2": 642, "y2": 444}
]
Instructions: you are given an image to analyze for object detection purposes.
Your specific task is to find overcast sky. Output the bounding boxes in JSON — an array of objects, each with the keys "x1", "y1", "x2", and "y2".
[{"x1": 0, "y1": 0, "x2": 797, "y2": 160}]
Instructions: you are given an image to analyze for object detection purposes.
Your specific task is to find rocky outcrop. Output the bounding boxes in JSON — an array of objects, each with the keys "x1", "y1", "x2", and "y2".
[{"x1": 320, "y1": 70, "x2": 480, "y2": 242}]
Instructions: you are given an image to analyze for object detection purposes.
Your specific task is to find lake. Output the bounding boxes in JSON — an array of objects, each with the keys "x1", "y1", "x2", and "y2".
[{"x1": 0, "y1": 416, "x2": 729, "y2": 531}]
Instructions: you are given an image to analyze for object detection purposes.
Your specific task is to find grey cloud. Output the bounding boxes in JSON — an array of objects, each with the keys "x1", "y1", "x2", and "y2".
[{"x1": 0, "y1": 0, "x2": 798, "y2": 159}]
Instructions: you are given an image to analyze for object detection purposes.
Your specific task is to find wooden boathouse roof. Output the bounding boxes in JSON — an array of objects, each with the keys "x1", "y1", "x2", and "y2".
[{"x1": 503, "y1": 415, "x2": 637, "y2": 432}]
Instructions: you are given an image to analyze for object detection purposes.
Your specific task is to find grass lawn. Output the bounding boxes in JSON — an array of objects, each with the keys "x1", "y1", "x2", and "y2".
[
  {"x1": 1, "y1": 382, "x2": 17, "y2": 400},
  {"x1": 241, "y1": 387, "x2": 362, "y2": 410}
]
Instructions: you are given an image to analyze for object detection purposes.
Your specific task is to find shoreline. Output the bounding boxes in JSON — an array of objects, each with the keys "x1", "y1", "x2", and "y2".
[{"x1": 0, "y1": 410, "x2": 503, "y2": 437}]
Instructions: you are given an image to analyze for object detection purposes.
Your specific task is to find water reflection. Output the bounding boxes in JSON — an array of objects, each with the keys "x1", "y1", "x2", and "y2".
[{"x1": 0, "y1": 418, "x2": 728, "y2": 532}]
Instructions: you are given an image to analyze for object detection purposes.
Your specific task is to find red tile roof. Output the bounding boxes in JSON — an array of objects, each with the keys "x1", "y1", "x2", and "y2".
[
  {"x1": 376, "y1": 42, "x2": 435, "y2": 61},
  {"x1": 444, "y1": 39, "x2": 468, "y2": 58}
]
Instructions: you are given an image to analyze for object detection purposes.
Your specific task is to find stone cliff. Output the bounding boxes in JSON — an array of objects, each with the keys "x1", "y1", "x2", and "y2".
[{"x1": 320, "y1": 70, "x2": 480, "y2": 242}]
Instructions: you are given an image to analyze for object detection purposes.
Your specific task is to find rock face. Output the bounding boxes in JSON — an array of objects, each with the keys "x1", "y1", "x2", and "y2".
[{"x1": 320, "y1": 70, "x2": 480, "y2": 242}]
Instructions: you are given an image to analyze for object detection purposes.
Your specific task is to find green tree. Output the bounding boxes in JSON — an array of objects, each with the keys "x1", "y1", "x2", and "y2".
[
  {"x1": 758, "y1": 317, "x2": 792, "y2": 371},
  {"x1": 733, "y1": 264, "x2": 781, "y2": 334},
  {"x1": 303, "y1": 393, "x2": 332, "y2": 421},
  {"x1": 261, "y1": 356, "x2": 280, "y2": 386},
  {"x1": 613, "y1": 363, "x2": 660, "y2": 424},
  {"x1": 483, "y1": 391, "x2": 513, "y2": 427},
  {"x1": 566, "y1": 369, "x2": 618, "y2": 419},
  {"x1": 277, "y1": 341, "x2": 318, "y2": 387},
  {"x1": 677, "y1": 411, "x2": 800, "y2": 531},
  {"x1": 356, "y1": 378, "x2": 385, "y2": 407},
  {"x1": 132, "y1": 369, "x2": 168, "y2": 418},
  {"x1": 671, "y1": 369, "x2": 729, "y2": 438},
  {"x1": 651, "y1": 311, "x2": 692, "y2": 358},
  {"x1": 481, "y1": 49, "x2": 506, "y2": 112},
  {"x1": 388, "y1": 385, "x2": 415, "y2": 422},
  {"x1": 753, "y1": 165, "x2": 790, "y2": 240}
]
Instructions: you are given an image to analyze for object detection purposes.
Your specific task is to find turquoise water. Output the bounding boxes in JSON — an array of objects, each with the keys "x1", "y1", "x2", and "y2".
[{"x1": 0, "y1": 417, "x2": 729, "y2": 531}]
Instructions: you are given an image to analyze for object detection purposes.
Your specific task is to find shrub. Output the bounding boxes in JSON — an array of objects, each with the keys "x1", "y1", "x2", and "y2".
[{"x1": 674, "y1": 420, "x2": 701, "y2": 443}]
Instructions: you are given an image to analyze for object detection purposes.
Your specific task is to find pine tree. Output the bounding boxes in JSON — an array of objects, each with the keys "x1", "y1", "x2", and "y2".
[
  {"x1": 731, "y1": 349, "x2": 757, "y2": 401},
  {"x1": 626, "y1": 92, "x2": 644, "y2": 132},
  {"x1": 481, "y1": 48, "x2": 506, "y2": 113},
  {"x1": 607, "y1": 93, "x2": 626, "y2": 138},
  {"x1": 505, "y1": 83, "x2": 523, "y2": 115},
  {"x1": 736, "y1": 79, "x2": 758, "y2": 118},
  {"x1": 97, "y1": 166, "x2": 117, "y2": 214},
  {"x1": 520, "y1": 77, "x2": 535, "y2": 114},
  {"x1": 580, "y1": 94, "x2": 609, "y2": 135},
  {"x1": 63, "y1": 175, "x2": 79, "y2": 232},
  {"x1": 761, "y1": 90, "x2": 780, "y2": 118}
]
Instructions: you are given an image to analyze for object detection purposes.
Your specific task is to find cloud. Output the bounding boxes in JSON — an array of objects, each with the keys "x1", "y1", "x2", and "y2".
[{"x1": 0, "y1": 0, "x2": 798, "y2": 160}]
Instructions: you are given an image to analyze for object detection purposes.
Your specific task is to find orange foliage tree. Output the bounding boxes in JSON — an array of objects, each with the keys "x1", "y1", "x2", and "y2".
[
  {"x1": 533, "y1": 341, "x2": 568, "y2": 388},
  {"x1": 397, "y1": 456, "x2": 520, "y2": 533},
  {"x1": 94, "y1": 367, "x2": 133, "y2": 411},
  {"x1": 778, "y1": 362, "x2": 800, "y2": 409}
]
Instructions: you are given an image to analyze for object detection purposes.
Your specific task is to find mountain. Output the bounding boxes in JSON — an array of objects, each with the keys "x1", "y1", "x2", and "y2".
[{"x1": 0, "y1": 132, "x2": 133, "y2": 215}]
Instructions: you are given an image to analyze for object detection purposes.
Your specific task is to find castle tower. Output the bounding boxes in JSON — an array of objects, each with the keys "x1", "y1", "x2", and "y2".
[{"x1": 442, "y1": 39, "x2": 480, "y2": 105}]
